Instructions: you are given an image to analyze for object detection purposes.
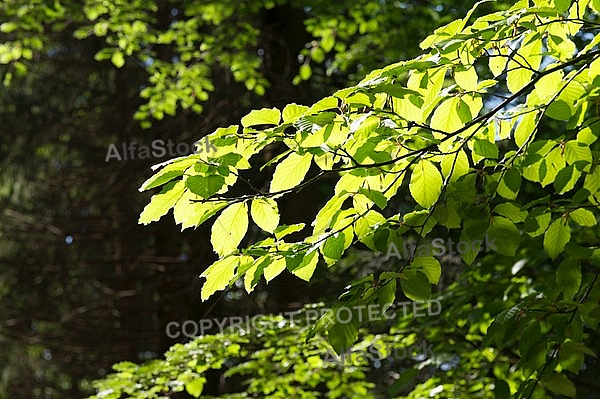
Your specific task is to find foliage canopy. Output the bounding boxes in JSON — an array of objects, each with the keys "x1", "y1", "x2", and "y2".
[{"x1": 95, "y1": 0, "x2": 600, "y2": 398}]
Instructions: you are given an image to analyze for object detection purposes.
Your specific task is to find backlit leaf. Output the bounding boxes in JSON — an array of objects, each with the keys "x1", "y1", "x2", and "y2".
[
  {"x1": 200, "y1": 256, "x2": 239, "y2": 300},
  {"x1": 251, "y1": 197, "x2": 279, "y2": 233},
  {"x1": 410, "y1": 159, "x2": 443, "y2": 208},
  {"x1": 270, "y1": 152, "x2": 312, "y2": 193},
  {"x1": 543, "y1": 218, "x2": 571, "y2": 259},
  {"x1": 241, "y1": 108, "x2": 281, "y2": 127},
  {"x1": 211, "y1": 202, "x2": 249, "y2": 256},
  {"x1": 139, "y1": 180, "x2": 186, "y2": 224}
]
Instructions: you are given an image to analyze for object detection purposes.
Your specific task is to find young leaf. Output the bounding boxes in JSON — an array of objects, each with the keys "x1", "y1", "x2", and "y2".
[
  {"x1": 139, "y1": 157, "x2": 199, "y2": 191},
  {"x1": 290, "y1": 250, "x2": 319, "y2": 281},
  {"x1": 377, "y1": 275, "x2": 397, "y2": 309},
  {"x1": 430, "y1": 97, "x2": 471, "y2": 133},
  {"x1": 240, "y1": 108, "x2": 281, "y2": 127},
  {"x1": 200, "y1": 256, "x2": 239, "y2": 300},
  {"x1": 440, "y1": 149, "x2": 469, "y2": 182},
  {"x1": 211, "y1": 202, "x2": 249, "y2": 256},
  {"x1": 244, "y1": 256, "x2": 269, "y2": 293},
  {"x1": 514, "y1": 111, "x2": 539, "y2": 148},
  {"x1": 494, "y1": 203, "x2": 528, "y2": 223},
  {"x1": 568, "y1": 208, "x2": 597, "y2": 226},
  {"x1": 250, "y1": 197, "x2": 280, "y2": 233},
  {"x1": 185, "y1": 378, "x2": 205, "y2": 397},
  {"x1": 455, "y1": 66, "x2": 478, "y2": 91},
  {"x1": 473, "y1": 138, "x2": 499, "y2": 159},
  {"x1": 139, "y1": 180, "x2": 186, "y2": 225},
  {"x1": 487, "y1": 217, "x2": 520, "y2": 256},
  {"x1": 274, "y1": 223, "x2": 306, "y2": 240},
  {"x1": 282, "y1": 103, "x2": 309, "y2": 123},
  {"x1": 173, "y1": 191, "x2": 227, "y2": 230},
  {"x1": 410, "y1": 159, "x2": 443, "y2": 208},
  {"x1": 270, "y1": 152, "x2": 313, "y2": 193},
  {"x1": 263, "y1": 257, "x2": 287, "y2": 282}
]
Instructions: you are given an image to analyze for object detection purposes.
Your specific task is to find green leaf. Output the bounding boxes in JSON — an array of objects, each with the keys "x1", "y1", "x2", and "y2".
[
  {"x1": 455, "y1": 66, "x2": 478, "y2": 91},
  {"x1": 185, "y1": 378, "x2": 205, "y2": 397},
  {"x1": 289, "y1": 250, "x2": 319, "y2": 281},
  {"x1": 494, "y1": 203, "x2": 528, "y2": 223},
  {"x1": 489, "y1": 47, "x2": 508, "y2": 77},
  {"x1": 312, "y1": 194, "x2": 348, "y2": 236},
  {"x1": 410, "y1": 256, "x2": 441, "y2": 284},
  {"x1": 200, "y1": 256, "x2": 239, "y2": 300},
  {"x1": 569, "y1": 208, "x2": 596, "y2": 226},
  {"x1": 322, "y1": 232, "x2": 346, "y2": 261},
  {"x1": 214, "y1": 153, "x2": 243, "y2": 166},
  {"x1": 524, "y1": 210, "x2": 552, "y2": 237},
  {"x1": 534, "y1": 69, "x2": 564, "y2": 102},
  {"x1": 541, "y1": 373, "x2": 576, "y2": 398},
  {"x1": 173, "y1": 192, "x2": 227, "y2": 230},
  {"x1": 241, "y1": 108, "x2": 281, "y2": 127},
  {"x1": 507, "y1": 65, "x2": 533, "y2": 94},
  {"x1": 546, "y1": 100, "x2": 572, "y2": 120},
  {"x1": 400, "y1": 270, "x2": 431, "y2": 301},
  {"x1": 403, "y1": 209, "x2": 437, "y2": 236},
  {"x1": 487, "y1": 216, "x2": 520, "y2": 256},
  {"x1": 139, "y1": 157, "x2": 198, "y2": 191},
  {"x1": 553, "y1": 0, "x2": 571, "y2": 11},
  {"x1": 556, "y1": 258, "x2": 581, "y2": 299},
  {"x1": 584, "y1": 167, "x2": 600, "y2": 195},
  {"x1": 554, "y1": 165, "x2": 578, "y2": 194},
  {"x1": 543, "y1": 218, "x2": 571, "y2": 259},
  {"x1": 299, "y1": 64, "x2": 312, "y2": 80},
  {"x1": 250, "y1": 198, "x2": 279, "y2": 233},
  {"x1": 263, "y1": 256, "x2": 287, "y2": 282},
  {"x1": 274, "y1": 223, "x2": 305, "y2": 240},
  {"x1": 430, "y1": 97, "x2": 472, "y2": 132},
  {"x1": 111, "y1": 51, "x2": 125, "y2": 68},
  {"x1": 519, "y1": 322, "x2": 541, "y2": 357},
  {"x1": 328, "y1": 306, "x2": 360, "y2": 354},
  {"x1": 564, "y1": 141, "x2": 592, "y2": 168},
  {"x1": 498, "y1": 308, "x2": 522, "y2": 332},
  {"x1": 377, "y1": 275, "x2": 397, "y2": 309},
  {"x1": 358, "y1": 188, "x2": 387, "y2": 210},
  {"x1": 559, "y1": 340, "x2": 594, "y2": 373},
  {"x1": 139, "y1": 180, "x2": 186, "y2": 225},
  {"x1": 211, "y1": 202, "x2": 249, "y2": 256},
  {"x1": 244, "y1": 256, "x2": 269, "y2": 293},
  {"x1": 514, "y1": 111, "x2": 538, "y2": 148},
  {"x1": 282, "y1": 103, "x2": 309, "y2": 123},
  {"x1": 473, "y1": 139, "x2": 499, "y2": 159},
  {"x1": 270, "y1": 152, "x2": 312, "y2": 193},
  {"x1": 186, "y1": 175, "x2": 225, "y2": 199},
  {"x1": 410, "y1": 159, "x2": 443, "y2": 208},
  {"x1": 497, "y1": 168, "x2": 521, "y2": 200},
  {"x1": 441, "y1": 149, "x2": 469, "y2": 182}
]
